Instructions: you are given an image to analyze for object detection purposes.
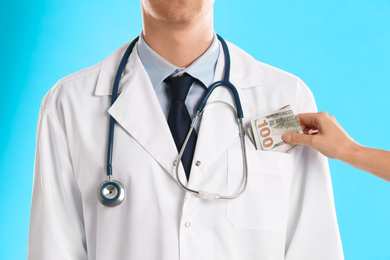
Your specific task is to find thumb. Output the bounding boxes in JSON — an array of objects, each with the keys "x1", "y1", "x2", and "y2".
[{"x1": 282, "y1": 133, "x2": 313, "y2": 146}]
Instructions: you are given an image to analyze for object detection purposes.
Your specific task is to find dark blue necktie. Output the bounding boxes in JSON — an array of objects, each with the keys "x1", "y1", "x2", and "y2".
[{"x1": 166, "y1": 74, "x2": 197, "y2": 180}]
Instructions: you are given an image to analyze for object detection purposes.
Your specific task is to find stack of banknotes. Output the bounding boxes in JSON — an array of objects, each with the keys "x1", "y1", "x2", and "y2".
[{"x1": 248, "y1": 105, "x2": 302, "y2": 153}]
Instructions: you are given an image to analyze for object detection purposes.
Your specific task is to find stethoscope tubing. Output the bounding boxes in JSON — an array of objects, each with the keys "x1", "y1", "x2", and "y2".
[
  {"x1": 107, "y1": 36, "x2": 139, "y2": 177},
  {"x1": 197, "y1": 80, "x2": 244, "y2": 118},
  {"x1": 197, "y1": 35, "x2": 243, "y2": 119},
  {"x1": 175, "y1": 104, "x2": 249, "y2": 201},
  {"x1": 100, "y1": 34, "x2": 249, "y2": 206}
]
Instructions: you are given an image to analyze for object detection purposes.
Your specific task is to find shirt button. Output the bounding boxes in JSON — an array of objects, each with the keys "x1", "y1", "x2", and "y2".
[
  {"x1": 195, "y1": 161, "x2": 201, "y2": 166},
  {"x1": 185, "y1": 222, "x2": 191, "y2": 228}
]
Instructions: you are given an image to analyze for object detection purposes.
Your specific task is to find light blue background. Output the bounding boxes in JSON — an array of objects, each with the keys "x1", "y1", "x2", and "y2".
[{"x1": 1, "y1": 0, "x2": 389, "y2": 259}]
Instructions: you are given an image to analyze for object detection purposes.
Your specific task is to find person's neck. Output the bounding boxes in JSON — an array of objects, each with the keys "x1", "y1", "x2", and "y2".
[{"x1": 142, "y1": 12, "x2": 214, "y2": 68}]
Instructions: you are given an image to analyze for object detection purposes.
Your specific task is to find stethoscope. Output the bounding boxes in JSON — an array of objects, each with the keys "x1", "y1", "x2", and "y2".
[{"x1": 97, "y1": 35, "x2": 248, "y2": 207}]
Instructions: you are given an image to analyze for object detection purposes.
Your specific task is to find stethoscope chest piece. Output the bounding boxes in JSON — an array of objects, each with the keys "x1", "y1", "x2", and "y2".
[{"x1": 97, "y1": 180, "x2": 125, "y2": 207}]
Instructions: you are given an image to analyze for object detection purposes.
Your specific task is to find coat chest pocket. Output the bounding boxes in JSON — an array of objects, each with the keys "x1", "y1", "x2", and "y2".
[{"x1": 227, "y1": 149, "x2": 293, "y2": 231}]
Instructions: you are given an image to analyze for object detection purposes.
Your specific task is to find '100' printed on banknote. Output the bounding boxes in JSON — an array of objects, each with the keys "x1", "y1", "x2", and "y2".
[{"x1": 248, "y1": 105, "x2": 302, "y2": 153}]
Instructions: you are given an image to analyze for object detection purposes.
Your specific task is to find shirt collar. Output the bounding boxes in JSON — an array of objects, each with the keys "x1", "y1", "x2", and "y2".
[{"x1": 137, "y1": 32, "x2": 220, "y2": 90}]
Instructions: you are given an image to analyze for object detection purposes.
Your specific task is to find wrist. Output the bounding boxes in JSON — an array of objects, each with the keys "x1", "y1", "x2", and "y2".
[{"x1": 338, "y1": 141, "x2": 363, "y2": 164}]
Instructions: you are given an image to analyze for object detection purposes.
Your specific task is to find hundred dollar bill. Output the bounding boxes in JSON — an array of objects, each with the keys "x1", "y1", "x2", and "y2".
[{"x1": 249, "y1": 105, "x2": 302, "y2": 153}]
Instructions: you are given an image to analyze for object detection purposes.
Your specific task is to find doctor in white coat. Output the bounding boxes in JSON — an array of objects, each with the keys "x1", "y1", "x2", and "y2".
[{"x1": 28, "y1": 0, "x2": 344, "y2": 259}]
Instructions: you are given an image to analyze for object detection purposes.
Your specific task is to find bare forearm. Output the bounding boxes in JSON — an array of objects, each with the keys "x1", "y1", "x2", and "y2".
[
  {"x1": 342, "y1": 144, "x2": 390, "y2": 182},
  {"x1": 283, "y1": 112, "x2": 390, "y2": 182}
]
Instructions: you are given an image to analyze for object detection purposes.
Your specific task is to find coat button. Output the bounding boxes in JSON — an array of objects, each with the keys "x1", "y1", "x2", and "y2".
[
  {"x1": 185, "y1": 222, "x2": 191, "y2": 228},
  {"x1": 195, "y1": 161, "x2": 201, "y2": 166}
]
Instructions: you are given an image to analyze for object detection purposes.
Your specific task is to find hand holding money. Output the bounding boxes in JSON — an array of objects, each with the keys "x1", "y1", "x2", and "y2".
[
  {"x1": 281, "y1": 112, "x2": 390, "y2": 182},
  {"x1": 282, "y1": 112, "x2": 357, "y2": 160},
  {"x1": 248, "y1": 105, "x2": 302, "y2": 153}
]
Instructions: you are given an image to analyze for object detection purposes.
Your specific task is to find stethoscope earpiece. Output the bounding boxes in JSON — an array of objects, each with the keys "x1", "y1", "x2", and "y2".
[{"x1": 97, "y1": 180, "x2": 125, "y2": 207}]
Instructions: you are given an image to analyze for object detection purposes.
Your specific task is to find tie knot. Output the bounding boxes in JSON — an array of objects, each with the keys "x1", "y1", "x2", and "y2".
[{"x1": 165, "y1": 74, "x2": 194, "y2": 102}]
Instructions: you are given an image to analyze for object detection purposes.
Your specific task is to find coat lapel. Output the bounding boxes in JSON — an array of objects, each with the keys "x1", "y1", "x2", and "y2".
[{"x1": 101, "y1": 45, "x2": 184, "y2": 180}]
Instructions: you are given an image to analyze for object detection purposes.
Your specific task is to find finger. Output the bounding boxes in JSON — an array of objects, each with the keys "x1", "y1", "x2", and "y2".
[
  {"x1": 282, "y1": 133, "x2": 314, "y2": 146},
  {"x1": 296, "y1": 113, "x2": 319, "y2": 126},
  {"x1": 296, "y1": 112, "x2": 328, "y2": 128},
  {"x1": 329, "y1": 114, "x2": 339, "y2": 125}
]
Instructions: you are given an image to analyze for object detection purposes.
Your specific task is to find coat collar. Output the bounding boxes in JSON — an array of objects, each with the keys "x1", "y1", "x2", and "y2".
[
  {"x1": 94, "y1": 39, "x2": 267, "y2": 97},
  {"x1": 94, "y1": 40, "x2": 138, "y2": 96}
]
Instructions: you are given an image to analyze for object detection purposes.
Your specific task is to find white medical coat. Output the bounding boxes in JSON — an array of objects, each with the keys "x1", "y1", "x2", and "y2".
[{"x1": 28, "y1": 40, "x2": 344, "y2": 260}]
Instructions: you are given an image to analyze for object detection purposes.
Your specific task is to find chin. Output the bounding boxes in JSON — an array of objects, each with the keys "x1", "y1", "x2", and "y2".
[{"x1": 143, "y1": 0, "x2": 213, "y2": 25}]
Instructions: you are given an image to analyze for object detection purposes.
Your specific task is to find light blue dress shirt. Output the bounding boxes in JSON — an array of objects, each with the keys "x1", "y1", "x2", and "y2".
[{"x1": 137, "y1": 33, "x2": 220, "y2": 123}]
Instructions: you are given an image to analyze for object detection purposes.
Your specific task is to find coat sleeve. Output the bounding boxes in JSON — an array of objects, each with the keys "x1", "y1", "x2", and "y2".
[
  {"x1": 28, "y1": 100, "x2": 88, "y2": 259},
  {"x1": 284, "y1": 88, "x2": 344, "y2": 259}
]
